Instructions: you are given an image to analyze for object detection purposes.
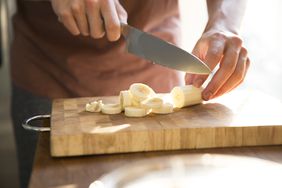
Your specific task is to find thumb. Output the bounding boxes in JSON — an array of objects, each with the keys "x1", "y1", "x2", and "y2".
[
  {"x1": 185, "y1": 40, "x2": 208, "y2": 85},
  {"x1": 115, "y1": 1, "x2": 128, "y2": 24}
]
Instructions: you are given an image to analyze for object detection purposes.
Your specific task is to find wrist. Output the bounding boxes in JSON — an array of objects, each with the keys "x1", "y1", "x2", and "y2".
[{"x1": 205, "y1": 17, "x2": 240, "y2": 35}]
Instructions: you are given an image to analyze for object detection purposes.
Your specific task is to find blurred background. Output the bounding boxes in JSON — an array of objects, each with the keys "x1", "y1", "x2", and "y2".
[{"x1": 1, "y1": 0, "x2": 282, "y2": 187}]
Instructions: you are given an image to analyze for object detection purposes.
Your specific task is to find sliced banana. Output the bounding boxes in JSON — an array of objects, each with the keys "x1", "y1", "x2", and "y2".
[
  {"x1": 131, "y1": 99, "x2": 141, "y2": 107},
  {"x1": 141, "y1": 97, "x2": 163, "y2": 109},
  {"x1": 129, "y1": 83, "x2": 155, "y2": 102},
  {"x1": 124, "y1": 107, "x2": 149, "y2": 117},
  {"x1": 86, "y1": 84, "x2": 205, "y2": 117},
  {"x1": 152, "y1": 103, "x2": 174, "y2": 114},
  {"x1": 156, "y1": 93, "x2": 173, "y2": 104},
  {"x1": 101, "y1": 103, "x2": 122, "y2": 115},
  {"x1": 171, "y1": 85, "x2": 203, "y2": 108},
  {"x1": 85, "y1": 100, "x2": 103, "y2": 112},
  {"x1": 119, "y1": 90, "x2": 133, "y2": 109}
]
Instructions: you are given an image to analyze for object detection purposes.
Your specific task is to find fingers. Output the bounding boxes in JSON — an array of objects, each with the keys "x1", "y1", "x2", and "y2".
[
  {"x1": 53, "y1": 0, "x2": 126, "y2": 41},
  {"x1": 71, "y1": 2, "x2": 89, "y2": 36},
  {"x1": 202, "y1": 37, "x2": 242, "y2": 100},
  {"x1": 86, "y1": 0, "x2": 105, "y2": 39},
  {"x1": 100, "y1": 0, "x2": 121, "y2": 41},
  {"x1": 185, "y1": 29, "x2": 249, "y2": 100},
  {"x1": 86, "y1": 0, "x2": 127, "y2": 40},
  {"x1": 233, "y1": 57, "x2": 251, "y2": 88},
  {"x1": 212, "y1": 48, "x2": 249, "y2": 99},
  {"x1": 185, "y1": 37, "x2": 225, "y2": 87},
  {"x1": 59, "y1": 11, "x2": 80, "y2": 35},
  {"x1": 185, "y1": 40, "x2": 206, "y2": 85}
]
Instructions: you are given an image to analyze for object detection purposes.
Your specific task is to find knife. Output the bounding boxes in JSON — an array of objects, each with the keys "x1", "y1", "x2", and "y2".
[{"x1": 121, "y1": 24, "x2": 211, "y2": 75}]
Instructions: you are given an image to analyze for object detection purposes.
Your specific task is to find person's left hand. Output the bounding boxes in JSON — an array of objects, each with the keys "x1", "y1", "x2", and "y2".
[{"x1": 185, "y1": 28, "x2": 250, "y2": 101}]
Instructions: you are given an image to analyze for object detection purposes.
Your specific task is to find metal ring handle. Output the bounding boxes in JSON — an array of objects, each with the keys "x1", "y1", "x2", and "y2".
[{"x1": 22, "y1": 114, "x2": 51, "y2": 132}]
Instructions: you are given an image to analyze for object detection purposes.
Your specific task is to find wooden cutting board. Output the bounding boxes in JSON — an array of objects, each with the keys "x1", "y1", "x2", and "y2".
[{"x1": 50, "y1": 89, "x2": 282, "y2": 157}]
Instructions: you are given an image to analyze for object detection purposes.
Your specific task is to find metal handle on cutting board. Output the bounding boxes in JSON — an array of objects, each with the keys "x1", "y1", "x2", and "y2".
[{"x1": 22, "y1": 114, "x2": 51, "y2": 132}]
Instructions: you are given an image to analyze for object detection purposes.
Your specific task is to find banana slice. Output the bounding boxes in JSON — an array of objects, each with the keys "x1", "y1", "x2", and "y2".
[
  {"x1": 171, "y1": 85, "x2": 203, "y2": 108},
  {"x1": 119, "y1": 90, "x2": 133, "y2": 109},
  {"x1": 129, "y1": 83, "x2": 155, "y2": 102},
  {"x1": 152, "y1": 103, "x2": 174, "y2": 114},
  {"x1": 156, "y1": 93, "x2": 173, "y2": 104},
  {"x1": 101, "y1": 103, "x2": 122, "y2": 114},
  {"x1": 86, "y1": 84, "x2": 203, "y2": 117},
  {"x1": 141, "y1": 97, "x2": 163, "y2": 109},
  {"x1": 124, "y1": 107, "x2": 149, "y2": 117},
  {"x1": 85, "y1": 100, "x2": 103, "y2": 112},
  {"x1": 132, "y1": 99, "x2": 141, "y2": 107}
]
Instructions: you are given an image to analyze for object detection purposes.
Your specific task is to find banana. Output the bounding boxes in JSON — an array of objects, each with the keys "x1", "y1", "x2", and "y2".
[
  {"x1": 85, "y1": 100, "x2": 103, "y2": 112},
  {"x1": 119, "y1": 90, "x2": 133, "y2": 109},
  {"x1": 131, "y1": 99, "x2": 141, "y2": 107},
  {"x1": 124, "y1": 107, "x2": 149, "y2": 117},
  {"x1": 152, "y1": 102, "x2": 174, "y2": 114},
  {"x1": 101, "y1": 103, "x2": 122, "y2": 115},
  {"x1": 141, "y1": 97, "x2": 163, "y2": 109},
  {"x1": 129, "y1": 83, "x2": 155, "y2": 102},
  {"x1": 171, "y1": 85, "x2": 203, "y2": 108},
  {"x1": 156, "y1": 93, "x2": 173, "y2": 104},
  {"x1": 86, "y1": 84, "x2": 204, "y2": 117}
]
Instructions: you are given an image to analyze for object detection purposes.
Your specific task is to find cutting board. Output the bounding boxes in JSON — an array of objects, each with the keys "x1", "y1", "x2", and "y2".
[{"x1": 50, "y1": 89, "x2": 282, "y2": 157}]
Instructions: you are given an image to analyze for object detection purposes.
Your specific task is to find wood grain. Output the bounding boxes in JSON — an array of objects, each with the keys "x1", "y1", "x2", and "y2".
[{"x1": 50, "y1": 89, "x2": 282, "y2": 157}]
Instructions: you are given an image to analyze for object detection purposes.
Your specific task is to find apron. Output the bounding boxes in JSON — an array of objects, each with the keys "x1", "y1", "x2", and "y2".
[{"x1": 11, "y1": 0, "x2": 182, "y2": 98}]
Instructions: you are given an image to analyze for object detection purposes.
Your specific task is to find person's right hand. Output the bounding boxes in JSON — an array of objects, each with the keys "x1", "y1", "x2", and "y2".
[{"x1": 51, "y1": 0, "x2": 128, "y2": 41}]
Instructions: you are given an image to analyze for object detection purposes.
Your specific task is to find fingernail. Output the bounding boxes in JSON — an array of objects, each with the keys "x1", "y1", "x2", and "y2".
[
  {"x1": 193, "y1": 79, "x2": 203, "y2": 88},
  {"x1": 203, "y1": 91, "x2": 213, "y2": 101},
  {"x1": 82, "y1": 32, "x2": 89, "y2": 36}
]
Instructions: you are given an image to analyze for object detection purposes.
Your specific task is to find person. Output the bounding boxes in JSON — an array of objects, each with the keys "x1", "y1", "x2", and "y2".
[{"x1": 10, "y1": 0, "x2": 250, "y2": 187}]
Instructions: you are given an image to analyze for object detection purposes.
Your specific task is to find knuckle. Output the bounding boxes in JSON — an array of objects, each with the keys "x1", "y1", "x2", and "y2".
[
  {"x1": 233, "y1": 48, "x2": 241, "y2": 55},
  {"x1": 60, "y1": 10, "x2": 71, "y2": 18},
  {"x1": 71, "y1": 4, "x2": 82, "y2": 14},
  {"x1": 85, "y1": 0, "x2": 99, "y2": 7},
  {"x1": 230, "y1": 36, "x2": 243, "y2": 46},
  {"x1": 240, "y1": 47, "x2": 248, "y2": 56},
  {"x1": 208, "y1": 48, "x2": 222, "y2": 59},
  {"x1": 212, "y1": 32, "x2": 227, "y2": 40}
]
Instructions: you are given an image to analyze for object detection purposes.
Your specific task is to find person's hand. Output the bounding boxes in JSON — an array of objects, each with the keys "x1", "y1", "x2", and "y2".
[
  {"x1": 51, "y1": 0, "x2": 127, "y2": 41},
  {"x1": 185, "y1": 28, "x2": 250, "y2": 101}
]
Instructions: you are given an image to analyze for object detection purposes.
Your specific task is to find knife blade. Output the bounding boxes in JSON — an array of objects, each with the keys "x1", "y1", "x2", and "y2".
[{"x1": 121, "y1": 24, "x2": 211, "y2": 75}]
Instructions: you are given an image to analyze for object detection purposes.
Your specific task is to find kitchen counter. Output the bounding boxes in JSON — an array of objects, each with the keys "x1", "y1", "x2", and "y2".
[{"x1": 29, "y1": 132, "x2": 282, "y2": 188}]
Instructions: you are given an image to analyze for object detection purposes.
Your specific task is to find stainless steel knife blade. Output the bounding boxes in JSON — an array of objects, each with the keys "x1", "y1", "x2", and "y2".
[{"x1": 121, "y1": 24, "x2": 211, "y2": 75}]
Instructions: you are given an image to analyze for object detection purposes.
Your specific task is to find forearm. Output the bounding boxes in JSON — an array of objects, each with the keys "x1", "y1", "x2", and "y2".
[{"x1": 205, "y1": 0, "x2": 247, "y2": 34}]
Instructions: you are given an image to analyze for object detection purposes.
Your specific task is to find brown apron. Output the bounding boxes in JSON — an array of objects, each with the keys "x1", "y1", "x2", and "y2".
[{"x1": 11, "y1": 0, "x2": 182, "y2": 98}]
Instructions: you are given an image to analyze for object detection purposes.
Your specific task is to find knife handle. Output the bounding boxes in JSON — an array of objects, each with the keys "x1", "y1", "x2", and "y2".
[{"x1": 120, "y1": 22, "x2": 129, "y2": 37}]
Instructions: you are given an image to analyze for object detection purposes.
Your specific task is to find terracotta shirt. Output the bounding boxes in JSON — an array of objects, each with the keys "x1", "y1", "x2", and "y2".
[{"x1": 11, "y1": 0, "x2": 182, "y2": 98}]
